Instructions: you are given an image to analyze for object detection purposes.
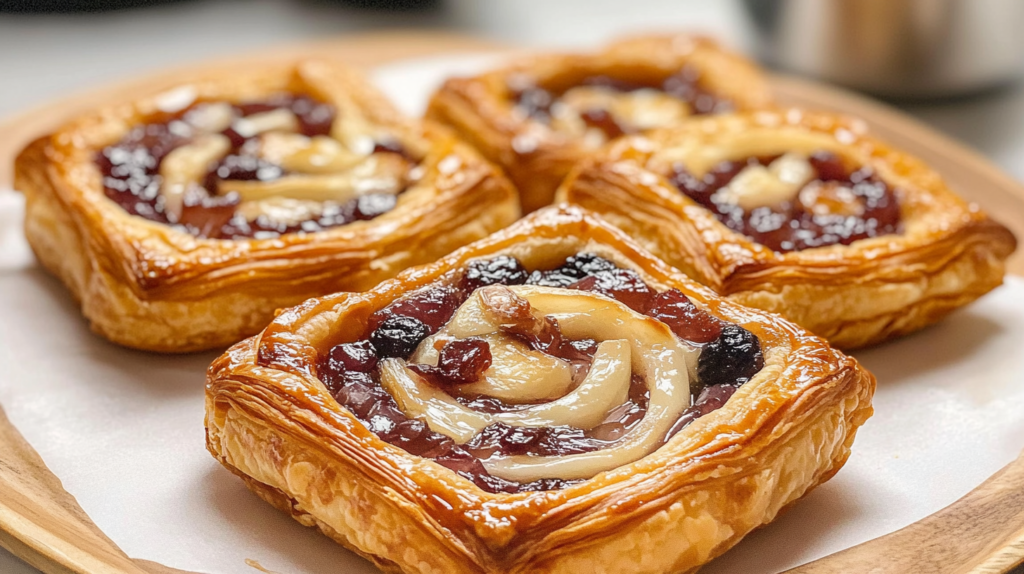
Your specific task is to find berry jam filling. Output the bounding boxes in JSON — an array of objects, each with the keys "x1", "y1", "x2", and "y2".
[
  {"x1": 97, "y1": 94, "x2": 409, "y2": 239},
  {"x1": 669, "y1": 150, "x2": 902, "y2": 252},
  {"x1": 512, "y1": 67, "x2": 732, "y2": 138},
  {"x1": 319, "y1": 253, "x2": 763, "y2": 493}
]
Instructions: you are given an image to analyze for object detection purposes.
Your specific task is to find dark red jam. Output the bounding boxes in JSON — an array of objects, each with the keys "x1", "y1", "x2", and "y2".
[
  {"x1": 319, "y1": 253, "x2": 764, "y2": 493},
  {"x1": 96, "y1": 95, "x2": 408, "y2": 239},
  {"x1": 512, "y1": 66, "x2": 732, "y2": 139},
  {"x1": 669, "y1": 150, "x2": 902, "y2": 252}
]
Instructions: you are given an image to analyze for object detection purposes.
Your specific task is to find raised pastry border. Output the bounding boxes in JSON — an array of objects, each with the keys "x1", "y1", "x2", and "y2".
[
  {"x1": 14, "y1": 59, "x2": 520, "y2": 352},
  {"x1": 205, "y1": 205, "x2": 875, "y2": 574},
  {"x1": 559, "y1": 109, "x2": 1017, "y2": 348},
  {"x1": 425, "y1": 33, "x2": 772, "y2": 213}
]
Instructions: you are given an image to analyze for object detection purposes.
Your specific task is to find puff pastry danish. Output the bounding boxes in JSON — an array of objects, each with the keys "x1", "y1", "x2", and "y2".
[
  {"x1": 205, "y1": 205, "x2": 874, "y2": 574},
  {"x1": 14, "y1": 60, "x2": 519, "y2": 352},
  {"x1": 559, "y1": 109, "x2": 1017, "y2": 349},
  {"x1": 426, "y1": 34, "x2": 772, "y2": 213}
]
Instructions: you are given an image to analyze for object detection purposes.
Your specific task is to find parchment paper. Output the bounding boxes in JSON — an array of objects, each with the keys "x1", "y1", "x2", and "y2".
[{"x1": 0, "y1": 55, "x2": 1021, "y2": 574}]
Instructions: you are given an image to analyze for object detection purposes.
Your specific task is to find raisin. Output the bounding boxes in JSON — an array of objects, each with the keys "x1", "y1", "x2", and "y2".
[
  {"x1": 580, "y1": 108, "x2": 627, "y2": 138},
  {"x1": 461, "y1": 255, "x2": 529, "y2": 292},
  {"x1": 696, "y1": 325, "x2": 765, "y2": 390},
  {"x1": 526, "y1": 252, "x2": 618, "y2": 287},
  {"x1": 645, "y1": 289, "x2": 724, "y2": 344},
  {"x1": 370, "y1": 316, "x2": 431, "y2": 359},
  {"x1": 568, "y1": 267, "x2": 656, "y2": 313},
  {"x1": 808, "y1": 150, "x2": 848, "y2": 181},
  {"x1": 289, "y1": 96, "x2": 335, "y2": 137},
  {"x1": 371, "y1": 139, "x2": 409, "y2": 157},
  {"x1": 438, "y1": 338, "x2": 492, "y2": 385},
  {"x1": 328, "y1": 340, "x2": 379, "y2": 373},
  {"x1": 411, "y1": 337, "x2": 493, "y2": 388},
  {"x1": 368, "y1": 286, "x2": 466, "y2": 334}
]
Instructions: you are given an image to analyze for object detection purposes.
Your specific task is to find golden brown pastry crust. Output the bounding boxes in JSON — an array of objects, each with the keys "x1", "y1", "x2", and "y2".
[
  {"x1": 205, "y1": 205, "x2": 875, "y2": 574},
  {"x1": 558, "y1": 109, "x2": 1018, "y2": 349},
  {"x1": 425, "y1": 34, "x2": 772, "y2": 213},
  {"x1": 14, "y1": 60, "x2": 520, "y2": 353}
]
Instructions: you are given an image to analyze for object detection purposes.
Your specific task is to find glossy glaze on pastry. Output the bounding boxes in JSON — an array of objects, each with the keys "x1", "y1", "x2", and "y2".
[
  {"x1": 426, "y1": 34, "x2": 772, "y2": 213},
  {"x1": 206, "y1": 206, "x2": 874, "y2": 574},
  {"x1": 559, "y1": 109, "x2": 1017, "y2": 348},
  {"x1": 14, "y1": 60, "x2": 520, "y2": 352}
]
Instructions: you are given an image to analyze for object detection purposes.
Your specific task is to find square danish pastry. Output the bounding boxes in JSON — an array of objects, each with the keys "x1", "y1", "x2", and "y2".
[
  {"x1": 426, "y1": 33, "x2": 772, "y2": 213},
  {"x1": 14, "y1": 60, "x2": 519, "y2": 352},
  {"x1": 205, "y1": 205, "x2": 874, "y2": 574},
  {"x1": 560, "y1": 109, "x2": 1017, "y2": 349}
]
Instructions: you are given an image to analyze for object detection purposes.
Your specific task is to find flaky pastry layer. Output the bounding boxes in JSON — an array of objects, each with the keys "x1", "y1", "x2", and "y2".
[
  {"x1": 205, "y1": 205, "x2": 874, "y2": 574},
  {"x1": 559, "y1": 109, "x2": 1017, "y2": 349},
  {"x1": 14, "y1": 60, "x2": 520, "y2": 352},
  {"x1": 425, "y1": 34, "x2": 772, "y2": 213}
]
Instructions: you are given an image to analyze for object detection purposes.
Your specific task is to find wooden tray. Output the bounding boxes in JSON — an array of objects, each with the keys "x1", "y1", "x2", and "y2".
[{"x1": 1, "y1": 30, "x2": 1023, "y2": 574}]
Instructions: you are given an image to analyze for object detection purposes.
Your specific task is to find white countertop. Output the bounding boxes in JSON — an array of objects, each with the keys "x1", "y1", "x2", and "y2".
[{"x1": 1, "y1": 0, "x2": 1023, "y2": 572}]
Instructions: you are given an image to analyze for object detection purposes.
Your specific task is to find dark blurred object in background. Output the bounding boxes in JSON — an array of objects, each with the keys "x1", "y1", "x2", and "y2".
[
  {"x1": 743, "y1": 0, "x2": 1024, "y2": 99},
  {"x1": 0, "y1": 0, "x2": 187, "y2": 12},
  {"x1": 0, "y1": 0, "x2": 437, "y2": 12},
  {"x1": 323, "y1": 0, "x2": 438, "y2": 10}
]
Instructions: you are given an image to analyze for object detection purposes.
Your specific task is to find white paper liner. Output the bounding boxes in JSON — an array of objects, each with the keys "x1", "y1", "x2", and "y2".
[{"x1": 0, "y1": 55, "x2": 1020, "y2": 573}]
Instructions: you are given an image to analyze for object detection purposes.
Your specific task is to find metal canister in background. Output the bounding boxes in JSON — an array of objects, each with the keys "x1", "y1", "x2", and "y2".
[{"x1": 743, "y1": 0, "x2": 1024, "y2": 98}]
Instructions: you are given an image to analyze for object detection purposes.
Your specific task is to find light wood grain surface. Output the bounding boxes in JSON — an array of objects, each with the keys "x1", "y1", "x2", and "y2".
[{"x1": 0, "y1": 30, "x2": 1022, "y2": 574}]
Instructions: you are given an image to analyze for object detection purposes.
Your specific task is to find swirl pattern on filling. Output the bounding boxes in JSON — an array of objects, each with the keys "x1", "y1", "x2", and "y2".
[
  {"x1": 97, "y1": 93, "x2": 418, "y2": 239},
  {"x1": 512, "y1": 69, "x2": 731, "y2": 147},
  {"x1": 318, "y1": 253, "x2": 765, "y2": 493}
]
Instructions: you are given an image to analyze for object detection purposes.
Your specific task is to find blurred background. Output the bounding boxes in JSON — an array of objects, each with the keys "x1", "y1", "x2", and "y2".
[
  {"x1": 1, "y1": 0, "x2": 1024, "y2": 572},
  {"x1": 3, "y1": 0, "x2": 1024, "y2": 179}
]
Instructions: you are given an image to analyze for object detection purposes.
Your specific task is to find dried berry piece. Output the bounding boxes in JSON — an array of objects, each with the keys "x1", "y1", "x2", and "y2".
[
  {"x1": 461, "y1": 255, "x2": 529, "y2": 292},
  {"x1": 526, "y1": 252, "x2": 618, "y2": 287},
  {"x1": 478, "y1": 286, "x2": 564, "y2": 354},
  {"x1": 438, "y1": 338, "x2": 492, "y2": 385},
  {"x1": 696, "y1": 325, "x2": 765, "y2": 390},
  {"x1": 568, "y1": 267, "x2": 656, "y2": 313},
  {"x1": 411, "y1": 337, "x2": 493, "y2": 388},
  {"x1": 328, "y1": 340, "x2": 379, "y2": 373},
  {"x1": 808, "y1": 150, "x2": 848, "y2": 181},
  {"x1": 289, "y1": 96, "x2": 336, "y2": 137},
  {"x1": 371, "y1": 138, "x2": 410, "y2": 158},
  {"x1": 370, "y1": 315, "x2": 431, "y2": 359},
  {"x1": 580, "y1": 108, "x2": 627, "y2": 138},
  {"x1": 368, "y1": 285, "x2": 466, "y2": 334},
  {"x1": 567, "y1": 252, "x2": 619, "y2": 275},
  {"x1": 645, "y1": 289, "x2": 724, "y2": 344}
]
